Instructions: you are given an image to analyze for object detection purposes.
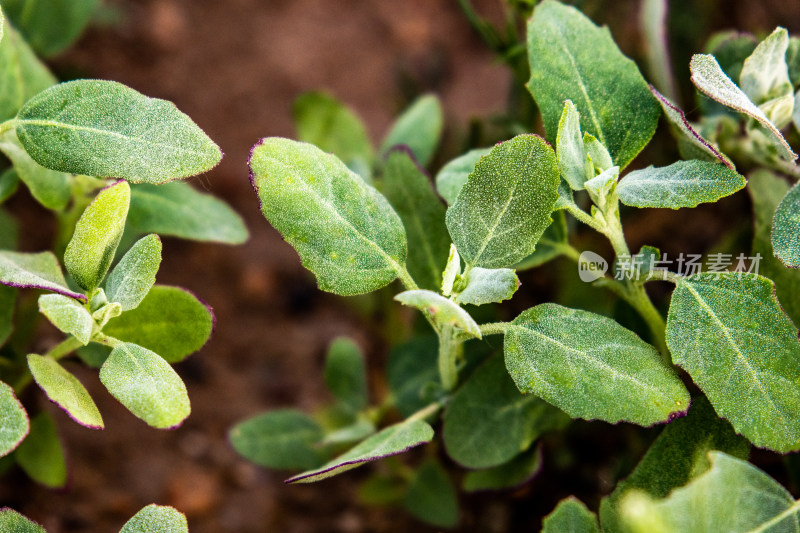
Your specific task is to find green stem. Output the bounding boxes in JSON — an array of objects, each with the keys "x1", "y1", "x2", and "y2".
[
  {"x1": 479, "y1": 322, "x2": 510, "y2": 336},
  {"x1": 0, "y1": 119, "x2": 16, "y2": 137},
  {"x1": 437, "y1": 325, "x2": 461, "y2": 392},
  {"x1": 565, "y1": 203, "x2": 603, "y2": 231},
  {"x1": 406, "y1": 401, "x2": 444, "y2": 423},
  {"x1": 396, "y1": 266, "x2": 419, "y2": 291}
]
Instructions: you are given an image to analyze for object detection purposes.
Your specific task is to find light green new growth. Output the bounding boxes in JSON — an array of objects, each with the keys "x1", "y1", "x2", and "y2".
[
  {"x1": 740, "y1": 27, "x2": 794, "y2": 128},
  {"x1": 37, "y1": 294, "x2": 93, "y2": 344},
  {"x1": 0, "y1": 250, "x2": 84, "y2": 300},
  {"x1": 543, "y1": 498, "x2": 600, "y2": 533},
  {"x1": 27, "y1": 354, "x2": 103, "y2": 429},
  {"x1": 772, "y1": 182, "x2": 800, "y2": 268},
  {"x1": 0, "y1": 380, "x2": 28, "y2": 456},
  {"x1": 119, "y1": 504, "x2": 188, "y2": 533},
  {"x1": 104, "y1": 234, "x2": 162, "y2": 311},
  {"x1": 556, "y1": 100, "x2": 587, "y2": 190},
  {"x1": 395, "y1": 290, "x2": 481, "y2": 339}
]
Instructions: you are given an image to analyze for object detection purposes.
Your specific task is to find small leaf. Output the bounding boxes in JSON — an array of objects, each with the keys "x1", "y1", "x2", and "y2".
[
  {"x1": 14, "y1": 412, "x2": 66, "y2": 488},
  {"x1": 584, "y1": 165, "x2": 619, "y2": 205},
  {"x1": 387, "y1": 336, "x2": 441, "y2": 418},
  {"x1": 286, "y1": 418, "x2": 434, "y2": 483},
  {"x1": 690, "y1": 54, "x2": 797, "y2": 161},
  {"x1": 441, "y1": 244, "x2": 460, "y2": 297},
  {"x1": 0, "y1": 250, "x2": 85, "y2": 300},
  {"x1": 128, "y1": 182, "x2": 248, "y2": 245},
  {"x1": 557, "y1": 100, "x2": 587, "y2": 190},
  {"x1": 0, "y1": 23, "x2": 56, "y2": 122},
  {"x1": 27, "y1": 354, "x2": 103, "y2": 429},
  {"x1": 462, "y1": 447, "x2": 542, "y2": 492},
  {"x1": 382, "y1": 149, "x2": 449, "y2": 291},
  {"x1": 583, "y1": 133, "x2": 613, "y2": 173},
  {"x1": 102, "y1": 285, "x2": 214, "y2": 363},
  {"x1": 0, "y1": 130, "x2": 70, "y2": 210},
  {"x1": 666, "y1": 273, "x2": 800, "y2": 452},
  {"x1": 120, "y1": 504, "x2": 188, "y2": 533},
  {"x1": 453, "y1": 267, "x2": 519, "y2": 306},
  {"x1": 740, "y1": 27, "x2": 794, "y2": 128},
  {"x1": 250, "y1": 138, "x2": 407, "y2": 296},
  {"x1": 619, "y1": 452, "x2": 800, "y2": 533},
  {"x1": 0, "y1": 284, "x2": 16, "y2": 347},
  {"x1": 64, "y1": 180, "x2": 130, "y2": 292},
  {"x1": 527, "y1": 0, "x2": 660, "y2": 169},
  {"x1": 324, "y1": 338, "x2": 368, "y2": 414},
  {"x1": 435, "y1": 148, "x2": 490, "y2": 205},
  {"x1": 395, "y1": 290, "x2": 481, "y2": 339},
  {"x1": 402, "y1": 460, "x2": 459, "y2": 528},
  {"x1": 543, "y1": 498, "x2": 600, "y2": 533},
  {"x1": 772, "y1": 182, "x2": 800, "y2": 268},
  {"x1": 443, "y1": 356, "x2": 568, "y2": 469},
  {"x1": 293, "y1": 91, "x2": 373, "y2": 179},
  {"x1": 99, "y1": 342, "x2": 190, "y2": 429},
  {"x1": 104, "y1": 234, "x2": 162, "y2": 311},
  {"x1": 1, "y1": 0, "x2": 99, "y2": 57},
  {"x1": 230, "y1": 409, "x2": 325, "y2": 470},
  {"x1": 15, "y1": 80, "x2": 222, "y2": 182},
  {"x1": 617, "y1": 160, "x2": 745, "y2": 209},
  {"x1": 446, "y1": 135, "x2": 560, "y2": 269},
  {"x1": 0, "y1": 508, "x2": 45, "y2": 532},
  {"x1": 505, "y1": 303, "x2": 689, "y2": 425},
  {"x1": 37, "y1": 294, "x2": 93, "y2": 345},
  {"x1": 380, "y1": 94, "x2": 443, "y2": 167},
  {"x1": 0, "y1": 380, "x2": 28, "y2": 457}
]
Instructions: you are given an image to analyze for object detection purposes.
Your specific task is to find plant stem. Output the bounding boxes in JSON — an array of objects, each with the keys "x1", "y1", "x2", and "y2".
[
  {"x1": 437, "y1": 325, "x2": 461, "y2": 392},
  {"x1": 406, "y1": 401, "x2": 444, "y2": 423},
  {"x1": 479, "y1": 322, "x2": 509, "y2": 336},
  {"x1": 396, "y1": 266, "x2": 419, "y2": 291}
]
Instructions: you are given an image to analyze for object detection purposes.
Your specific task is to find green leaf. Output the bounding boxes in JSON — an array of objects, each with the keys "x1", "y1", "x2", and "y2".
[
  {"x1": 286, "y1": 418, "x2": 434, "y2": 483},
  {"x1": 230, "y1": 410, "x2": 325, "y2": 470},
  {"x1": 0, "y1": 380, "x2": 28, "y2": 457},
  {"x1": 705, "y1": 32, "x2": 757, "y2": 88},
  {"x1": 543, "y1": 498, "x2": 600, "y2": 533},
  {"x1": 749, "y1": 170, "x2": 800, "y2": 324},
  {"x1": 395, "y1": 290, "x2": 481, "y2": 339},
  {"x1": 102, "y1": 285, "x2": 213, "y2": 364},
  {"x1": 445, "y1": 135, "x2": 560, "y2": 269},
  {"x1": 37, "y1": 294, "x2": 93, "y2": 344},
  {"x1": 0, "y1": 284, "x2": 15, "y2": 346},
  {"x1": 443, "y1": 356, "x2": 568, "y2": 469},
  {"x1": 619, "y1": 452, "x2": 800, "y2": 533},
  {"x1": 250, "y1": 137, "x2": 407, "y2": 295},
  {"x1": 27, "y1": 354, "x2": 103, "y2": 429},
  {"x1": 0, "y1": 168, "x2": 20, "y2": 204},
  {"x1": 772, "y1": 182, "x2": 800, "y2": 268},
  {"x1": 380, "y1": 94, "x2": 443, "y2": 167},
  {"x1": 527, "y1": 0, "x2": 659, "y2": 169},
  {"x1": 617, "y1": 160, "x2": 746, "y2": 209},
  {"x1": 128, "y1": 182, "x2": 248, "y2": 245},
  {"x1": 0, "y1": 23, "x2": 55, "y2": 122},
  {"x1": 381, "y1": 149, "x2": 449, "y2": 291},
  {"x1": 557, "y1": 100, "x2": 587, "y2": 190},
  {"x1": 324, "y1": 337, "x2": 367, "y2": 414},
  {"x1": 0, "y1": 508, "x2": 45, "y2": 532},
  {"x1": 599, "y1": 396, "x2": 750, "y2": 533},
  {"x1": 1, "y1": 0, "x2": 99, "y2": 57},
  {"x1": 104, "y1": 234, "x2": 161, "y2": 311},
  {"x1": 666, "y1": 273, "x2": 800, "y2": 452},
  {"x1": 740, "y1": 27, "x2": 794, "y2": 128},
  {"x1": 0, "y1": 250, "x2": 85, "y2": 300},
  {"x1": 441, "y1": 244, "x2": 460, "y2": 296},
  {"x1": 690, "y1": 54, "x2": 797, "y2": 161},
  {"x1": 402, "y1": 460, "x2": 458, "y2": 528},
  {"x1": 293, "y1": 91, "x2": 373, "y2": 179},
  {"x1": 120, "y1": 504, "x2": 188, "y2": 533},
  {"x1": 462, "y1": 446, "x2": 542, "y2": 492},
  {"x1": 65, "y1": 180, "x2": 130, "y2": 291},
  {"x1": 76, "y1": 343, "x2": 110, "y2": 368},
  {"x1": 15, "y1": 80, "x2": 223, "y2": 182},
  {"x1": 0, "y1": 130, "x2": 70, "y2": 210},
  {"x1": 14, "y1": 412, "x2": 66, "y2": 488},
  {"x1": 99, "y1": 342, "x2": 190, "y2": 429},
  {"x1": 435, "y1": 148, "x2": 490, "y2": 205},
  {"x1": 387, "y1": 336, "x2": 441, "y2": 418},
  {"x1": 583, "y1": 133, "x2": 613, "y2": 173},
  {"x1": 505, "y1": 303, "x2": 689, "y2": 425},
  {"x1": 453, "y1": 267, "x2": 519, "y2": 307},
  {"x1": 513, "y1": 210, "x2": 569, "y2": 271},
  {"x1": 649, "y1": 86, "x2": 734, "y2": 168},
  {"x1": 789, "y1": 37, "x2": 800, "y2": 88}
]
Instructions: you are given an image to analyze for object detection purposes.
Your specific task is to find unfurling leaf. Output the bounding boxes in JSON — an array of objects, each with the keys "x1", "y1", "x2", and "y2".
[
  {"x1": 395, "y1": 290, "x2": 481, "y2": 339},
  {"x1": 739, "y1": 27, "x2": 794, "y2": 128},
  {"x1": 453, "y1": 267, "x2": 519, "y2": 306},
  {"x1": 556, "y1": 100, "x2": 587, "y2": 190}
]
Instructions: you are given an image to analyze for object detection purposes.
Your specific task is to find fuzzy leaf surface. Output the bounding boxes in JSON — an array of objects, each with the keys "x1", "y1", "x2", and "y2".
[
  {"x1": 454, "y1": 267, "x2": 519, "y2": 306},
  {"x1": 740, "y1": 27, "x2": 794, "y2": 128},
  {"x1": 324, "y1": 338, "x2": 367, "y2": 414},
  {"x1": 403, "y1": 460, "x2": 458, "y2": 528},
  {"x1": 617, "y1": 160, "x2": 745, "y2": 209},
  {"x1": 666, "y1": 273, "x2": 800, "y2": 452},
  {"x1": 286, "y1": 419, "x2": 434, "y2": 483},
  {"x1": 14, "y1": 412, "x2": 66, "y2": 488},
  {"x1": 15, "y1": 80, "x2": 222, "y2": 181},
  {"x1": 0, "y1": 508, "x2": 44, "y2": 532},
  {"x1": 435, "y1": 148, "x2": 490, "y2": 205},
  {"x1": 99, "y1": 342, "x2": 190, "y2": 429},
  {"x1": 0, "y1": 250, "x2": 85, "y2": 300},
  {"x1": 380, "y1": 94, "x2": 443, "y2": 167},
  {"x1": 557, "y1": 100, "x2": 587, "y2": 189},
  {"x1": 395, "y1": 290, "x2": 480, "y2": 339},
  {"x1": 104, "y1": 234, "x2": 161, "y2": 311},
  {"x1": 119, "y1": 504, "x2": 188, "y2": 533},
  {"x1": 102, "y1": 285, "x2": 213, "y2": 363},
  {"x1": 229, "y1": 409, "x2": 325, "y2": 470},
  {"x1": 445, "y1": 135, "x2": 559, "y2": 269},
  {"x1": 1, "y1": 0, "x2": 99, "y2": 57},
  {"x1": 27, "y1": 354, "x2": 103, "y2": 429},
  {"x1": 250, "y1": 138, "x2": 406, "y2": 295},
  {"x1": 0, "y1": 381, "x2": 28, "y2": 457},
  {"x1": 773, "y1": 182, "x2": 800, "y2": 268},
  {"x1": 505, "y1": 303, "x2": 689, "y2": 425},
  {"x1": 37, "y1": 294, "x2": 93, "y2": 345},
  {"x1": 543, "y1": 498, "x2": 600, "y2": 533},
  {"x1": 0, "y1": 23, "x2": 56, "y2": 122},
  {"x1": 527, "y1": 0, "x2": 659, "y2": 169},
  {"x1": 0, "y1": 130, "x2": 70, "y2": 210}
]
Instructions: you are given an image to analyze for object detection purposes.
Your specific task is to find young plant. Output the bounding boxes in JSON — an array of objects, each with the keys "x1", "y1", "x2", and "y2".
[
  {"x1": 1, "y1": 504, "x2": 189, "y2": 532},
  {"x1": 235, "y1": 0, "x2": 800, "y2": 530}
]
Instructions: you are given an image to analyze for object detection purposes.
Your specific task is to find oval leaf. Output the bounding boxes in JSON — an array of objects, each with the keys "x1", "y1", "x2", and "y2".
[
  {"x1": 286, "y1": 419, "x2": 434, "y2": 484},
  {"x1": 617, "y1": 160, "x2": 746, "y2": 209},
  {"x1": 37, "y1": 294, "x2": 93, "y2": 345},
  {"x1": 120, "y1": 504, "x2": 188, "y2": 533},
  {"x1": 27, "y1": 354, "x2": 103, "y2": 429},
  {"x1": 666, "y1": 272, "x2": 800, "y2": 452},
  {"x1": 64, "y1": 180, "x2": 130, "y2": 292},
  {"x1": 14, "y1": 412, "x2": 67, "y2": 488},
  {"x1": 0, "y1": 381, "x2": 29, "y2": 457},
  {"x1": 380, "y1": 94, "x2": 443, "y2": 167},
  {"x1": 249, "y1": 137, "x2": 407, "y2": 296},
  {"x1": 435, "y1": 148, "x2": 491, "y2": 206},
  {"x1": 394, "y1": 290, "x2": 481, "y2": 339},
  {"x1": 99, "y1": 342, "x2": 190, "y2": 429},
  {"x1": 104, "y1": 234, "x2": 162, "y2": 311},
  {"x1": 773, "y1": 182, "x2": 800, "y2": 268},
  {"x1": 445, "y1": 134, "x2": 560, "y2": 269},
  {"x1": 0, "y1": 250, "x2": 85, "y2": 301},
  {"x1": 543, "y1": 498, "x2": 600, "y2": 533},
  {"x1": 0, "y1": 508, "x2": 45, "y2": 533},
  {"x1": 15, "y1": 79, "x2": 222, "y2": 182},
  {"x1": 102, "y1": 285, "x2": 213, "y2": 364},
  {"x1": 505, "y1": 303, "x2": 689, "y2": 425}
]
